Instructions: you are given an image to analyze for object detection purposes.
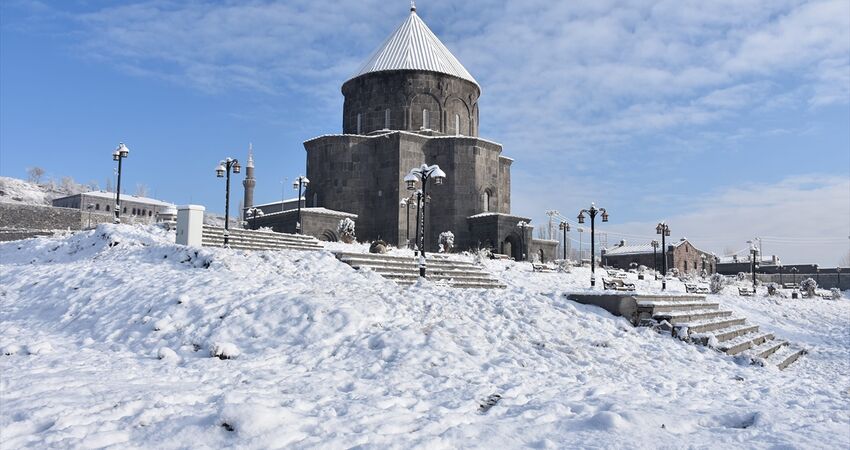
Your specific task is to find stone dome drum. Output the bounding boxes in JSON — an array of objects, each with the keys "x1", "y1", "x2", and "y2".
[{"x1": 341, "y1": 7, "x2": 480, "y2": 136}]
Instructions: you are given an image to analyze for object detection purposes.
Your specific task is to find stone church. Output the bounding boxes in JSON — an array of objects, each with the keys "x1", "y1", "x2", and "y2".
[{"x1": 246, "y1": 5, "x2": 557, "y2": 261}]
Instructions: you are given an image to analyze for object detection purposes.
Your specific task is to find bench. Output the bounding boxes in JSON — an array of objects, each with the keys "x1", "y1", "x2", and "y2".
[
  {"x1": 738, "y1": 287, "x2": 754, "y2": 296},
  {"x1": 782, "y1": 283, "x2": 799, "y2": 290},
  {"x1": 532, "y1": 263, "x2": 557, "y2": 273},
  {"x1": 685, "y1": 283, "x2": 710, "y2": 294},
  {"x1": 603, "y1": 278, "x2": 636, "y2": 291},
  {"x1": 491, "y1": 253, "x2": 512, "y2": 260}
]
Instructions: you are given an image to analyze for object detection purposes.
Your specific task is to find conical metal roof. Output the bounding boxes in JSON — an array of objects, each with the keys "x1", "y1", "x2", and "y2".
[{"x1": 347, "y1": 7, "x2": 478, "y2": 87}]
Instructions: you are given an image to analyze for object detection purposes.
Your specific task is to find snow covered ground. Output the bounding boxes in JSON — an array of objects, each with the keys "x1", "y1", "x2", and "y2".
[{"x1": 1, "y1": 225, "x2": 848, "y2": 448}]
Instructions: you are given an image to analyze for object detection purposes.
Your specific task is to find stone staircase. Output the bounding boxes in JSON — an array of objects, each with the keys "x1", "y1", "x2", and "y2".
[
  {"x1": 335, "y1": 251, "x2": 506, "y2": 289},
  {"x1": 636, "y1": 295, "x2": 806, "y2": 370},
  {"x1": 201, "y1": 225, "x2": 323, "y2": 251}
]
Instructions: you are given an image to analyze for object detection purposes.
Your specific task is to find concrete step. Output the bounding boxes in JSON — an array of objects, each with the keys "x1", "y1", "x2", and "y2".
[
  {"x1": 637, "y1": 301, "x2": 720, "y2": 313},
  {"x1": 201, "y1": 238, "x2": 322, "y2": 251},
  {"x1": 654, "y1": 309, "x2": 733, "y2": 324},
  {"x1": 766, "y1": 345, "x2": 806, "y2": 370},
  {"x1": 337, "y1": 252, "x2": 479, "y2": 269},
  {"x1": 710, "y1": 324, "x2": 761, "y2": 343},
  {"x1": 683, "y1": 317, "x2": 747, "y2": 334},
  {"x1": 367, "y1": 270, "x2": 498, "y2": 282},
  {"x1": 632, "y1": 294, "x2": 707, "y2": 303},
  {"x1": 394, "y1": 278, "x2": 507, "y2": 289},
  {"x1": 743, "y1": 339, "x2": 787, "y2": 361},
  {"x1": 716, "y1": 332, "x2": 775, "y2": 356},
  {"x1": 203, "y1": 229, "x2": 321, "y2": 246}
]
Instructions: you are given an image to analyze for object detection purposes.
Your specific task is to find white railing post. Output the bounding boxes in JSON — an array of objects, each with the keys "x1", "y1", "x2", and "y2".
[{"x1": 176, "y1": 205, "x2": 205, "y2": 246}]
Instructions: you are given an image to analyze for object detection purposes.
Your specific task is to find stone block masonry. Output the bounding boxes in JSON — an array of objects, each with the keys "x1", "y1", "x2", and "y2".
[{"x1": 0, "y1": 203, "x2": 113, "y2": 234}]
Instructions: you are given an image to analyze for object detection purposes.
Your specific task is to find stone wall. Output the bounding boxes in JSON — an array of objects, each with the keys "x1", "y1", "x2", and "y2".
[
  {"x1": 249, "y1": 208, "x2": 357, "y2": 242},
  {"x1": 341, "y1": 71, "x2": 480, "y2": 136},
  {"x1": 756, "y1": 273, "x2": 849, "y2": 290},
  {"x1": 0, "y1": 203, "x2": 112, "y2": 231},
  {"x1": 670, "y1": 241, "x2": 716, "y2": 274}
]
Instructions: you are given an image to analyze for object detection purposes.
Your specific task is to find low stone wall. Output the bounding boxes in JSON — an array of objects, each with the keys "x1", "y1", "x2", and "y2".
[
  {"x1": 0, "y1": 203, "x2": 112, "y2": 232},
  {"x1": 756, "y1": 273, "x2": 849, "y2": 290}
]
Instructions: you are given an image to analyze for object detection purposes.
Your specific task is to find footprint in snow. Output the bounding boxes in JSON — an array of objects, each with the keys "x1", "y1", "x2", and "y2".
[{"x1": 478, "y1": 393, "x2": 501, "y2": 413}]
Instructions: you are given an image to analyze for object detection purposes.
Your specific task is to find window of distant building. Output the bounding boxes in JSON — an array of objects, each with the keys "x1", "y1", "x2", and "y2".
[
  {"x1": 148, "y1": 211, "x2": 152, "y2": 217},
  {"x1": 423, "y1": 109, "x2": 430, "y2": 129},
  {"x1": 95, "y1": 204, "x2": 100, "y2": 210},
  {"x1": 106, "y1": 205, "x2": 110, "y2": 212},
  {"x1": 483, "y1": 189, "x2": 491, "y2": 212},
  {"x1": 455, "y1": 114, "x2": 460, "y2": 135}
]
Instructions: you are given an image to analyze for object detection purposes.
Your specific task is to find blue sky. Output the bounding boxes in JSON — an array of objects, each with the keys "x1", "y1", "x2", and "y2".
[{"x1": 1, "y1": 0, "x2": 848, "y2": 265}]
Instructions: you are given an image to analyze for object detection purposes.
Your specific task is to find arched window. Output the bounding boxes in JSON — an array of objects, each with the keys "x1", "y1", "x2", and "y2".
[
  {"x1": 356, "y1": 113, "x2": 362, "y2": 134},
  {"x1": 483, "y1": 190, "x2": 491, "y2": 212},
  {"x1": 455, "y1": 114, "x2": 460, "y2": 135},
  {"x1": 384, "y1": 109, "x2": 391, "y2": 129},
  {"x1": 422, "y1": 109, "x2": 429, "y2": 129}
]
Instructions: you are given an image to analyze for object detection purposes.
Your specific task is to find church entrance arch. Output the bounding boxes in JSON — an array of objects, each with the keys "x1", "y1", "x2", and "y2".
[{"x1": 502, "y1": 233, "x2": 522, "y2": 261}]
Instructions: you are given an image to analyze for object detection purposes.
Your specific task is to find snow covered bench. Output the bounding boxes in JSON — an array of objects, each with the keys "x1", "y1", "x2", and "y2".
[
  {"x1": 603, "y1": 278, "x2": 635, "y2": 291},
  {"x1": 532, "y1": 263, "x2": 557, "y2": 273},
  {"x1": 738, "y1": 287, "x2": 755, "y2": 296},
  {"x1": 685, "y1": 283, "x2": 710, "y2": 294}
]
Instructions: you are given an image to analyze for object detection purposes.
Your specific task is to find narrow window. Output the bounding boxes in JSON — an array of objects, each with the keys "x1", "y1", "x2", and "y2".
[
  {"x1": 384, "y1": 109, "x2": 390, "y2": 129},
  {"x1": 149, "y1": 211, "x2": 152, "y2": 217},
  {"x1": 483, "y1": 190, "x2": 491, "y2": 212},
  {"x1": 106, "y1": 205, "x2": 110, "y2": 212},
  {"x1": 312, "y1": 192, "x2": 318, "y2": 207},
  {"x1": 455, "y1": 114, "x2": 460, "y2": 135},
  {"x1": 422, "y1": 109, "x2": 429, "y2": 129},
  {"x1": 95, "y1": 204, "x2": 100, "y2": 210},
  {"x1": 356, "y1": 113, "x2": 362, "y2": 134}
]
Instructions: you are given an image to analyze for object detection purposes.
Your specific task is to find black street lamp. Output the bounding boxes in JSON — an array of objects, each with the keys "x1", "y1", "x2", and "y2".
[
  {"x1": 215, "y1": 157, "x2": 241, "y2": 246},
  {"x1": 790, "y1": 267, "x2": 799, "y2": 286},
  {"x1": 837, "y1": 267, "x2": 842, "y2": 286},
  {"x1": 750, "y1": 246, "x2": 759, "y2": 289},
  {"x1": 815, "y1": 265, "x2": 820, "y2": 284},
  {"x1": 578, "y1": 203, "x2": 609, "y2": 287},
  {"x1": 246, "y1": 207, "x2": 263, "y2": 230},
  {"x1": 112, "y1": 142, "x2": 129, "y2": 224},
  {"x1": 651, "y1": 240, "x2": 660, "y2": 280},
  {"x1": 656, "y1": 222, "x2": 671, "y2": 290},
  {"x1": 292, "y1": 175, "x2": 309, "y2": 234},
  {"x1": 778, "y1": 263, "x2": 783, "y2": 285},
  {"x1": 405, "y1": 164, "x2": 446, "y2": 277},
  {"x1": 517, "y1": 221, "x2": 529, "y2": 262},
  {"x1": 558, "y1": 221, "x2": 570, "y2": 260}
]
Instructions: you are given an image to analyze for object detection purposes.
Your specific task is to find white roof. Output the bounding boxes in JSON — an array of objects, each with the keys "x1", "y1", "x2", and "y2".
[
  {"x1": 603, "y1": 243, "x2": 657, "y2": 256},
  {"x1": 74, "y1": 191, "x2": 174, "y2": 207},
  {"x1": 347, "y1": 7, "x2": 478, "y2": 88}
]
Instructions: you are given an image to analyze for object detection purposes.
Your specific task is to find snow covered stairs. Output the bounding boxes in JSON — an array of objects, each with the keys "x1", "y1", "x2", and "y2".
[
  {"x1": 335, "y1": 252, "x2": 506, "y2": 289},
  {"x1": 636, "y1": 295, "x2": 806, "y2": 370},
  {"x1": 201, "y1": 226, "x2": 323, "y2": 252}
]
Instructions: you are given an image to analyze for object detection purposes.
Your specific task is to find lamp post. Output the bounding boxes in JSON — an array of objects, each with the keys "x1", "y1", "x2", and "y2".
[
  {"x1": 790, "y1": 267, "x2": 798, "y2": 286},
  {"x1": 292, "y1": 175, "x2": 309, "y2": 234},
  {"x1": 778, "y1": 263, "x2": 783, "y2": 285},
  {"x1": 837, "y1": 267, "x2": 841, "y2": 286},
  {"x1": 578, "y1": 203, "x2": 609, "y2": 288},
  {"x1": 112, "y1": 142, "x2": 129, "y2": 223},
  {"x1": 558, "y1": 221, "x2": 570, "y2": 260},
  {"x1": 651, "y1": 240, "x2": 660, "y2": 280},
  {"x1": 517, "y1": 221, "x2": 528, "y2": 262},
  {"x1": 656, "y1": 222, "x2": 671, "y2": 290},
  {"x1": 815, "y1": 265, "x2": 820, "y2": 285},
  {"x1": 246, "y1": 207, "x2": 263, "y2": 230},
  {"x1": 405, "y1": 163, "x2": 446, "y2": 277},
  {"x1": 750, "y1": 246, "x2": 759, "y2": 290},
  {"x1": 215, "y1": 157, "x2": 241, "y2": 246}
]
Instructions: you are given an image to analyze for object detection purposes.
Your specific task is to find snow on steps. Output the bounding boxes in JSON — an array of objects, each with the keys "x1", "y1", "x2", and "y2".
[
  {"x1": 201, "y1": 225, "x2": 323, "y2": 251},
  {"x1": 335, "y1": 251, "x2": 506, "y2": 289},
  {"x1": 636, "y1": 294, "x2": 806, "y2": 370}
]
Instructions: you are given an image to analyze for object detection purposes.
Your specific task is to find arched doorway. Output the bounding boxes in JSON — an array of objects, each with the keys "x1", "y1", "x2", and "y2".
[
  {"x1": 537, "y1": 249, "x2": 545, "y2": 263},
  {"x1": 502, "y1": 233, "x2": 522, "y2": 261},
  {"x1": 319, "y1": 229, "x2": 338, "y2": 242}
]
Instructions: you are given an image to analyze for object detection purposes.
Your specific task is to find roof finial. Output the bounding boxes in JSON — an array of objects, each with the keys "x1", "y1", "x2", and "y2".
[{"x1": 410, "y1": 0, "x2": 416, "y2": 12}]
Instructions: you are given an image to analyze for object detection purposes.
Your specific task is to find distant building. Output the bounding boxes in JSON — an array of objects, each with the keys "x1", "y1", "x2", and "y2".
[
  {"x1": 52, "y1": 191, "x2": 175, "y2": 224},
  {"x1": 602, "y1": 238, "x2": 717, "y2": 274}
]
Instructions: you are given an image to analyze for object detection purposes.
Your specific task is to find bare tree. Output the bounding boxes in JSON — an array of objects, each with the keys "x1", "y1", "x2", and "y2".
[
  {"x1": 27, "y1": 167, "x2": 45, "y2": 184},
  {"x1": 105, "y1": 178, "x2": 113, "y2": 193},
  {"x1": 840, "y1": 250, "x2": 850, "y2": 267},
  {"x1": 135, "y1": 183, "x2": 148, "y2": 197}
]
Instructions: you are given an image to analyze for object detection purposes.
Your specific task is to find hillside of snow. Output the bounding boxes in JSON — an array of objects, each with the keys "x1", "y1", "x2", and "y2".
[{"x1": 1, "y1": 225, "x2": 848, "y2": 448}]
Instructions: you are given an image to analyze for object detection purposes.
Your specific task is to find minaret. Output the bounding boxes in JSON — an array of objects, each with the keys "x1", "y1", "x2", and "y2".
[{"x1": 242, "y1": 143, "x2": 255, "y2": 210}]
